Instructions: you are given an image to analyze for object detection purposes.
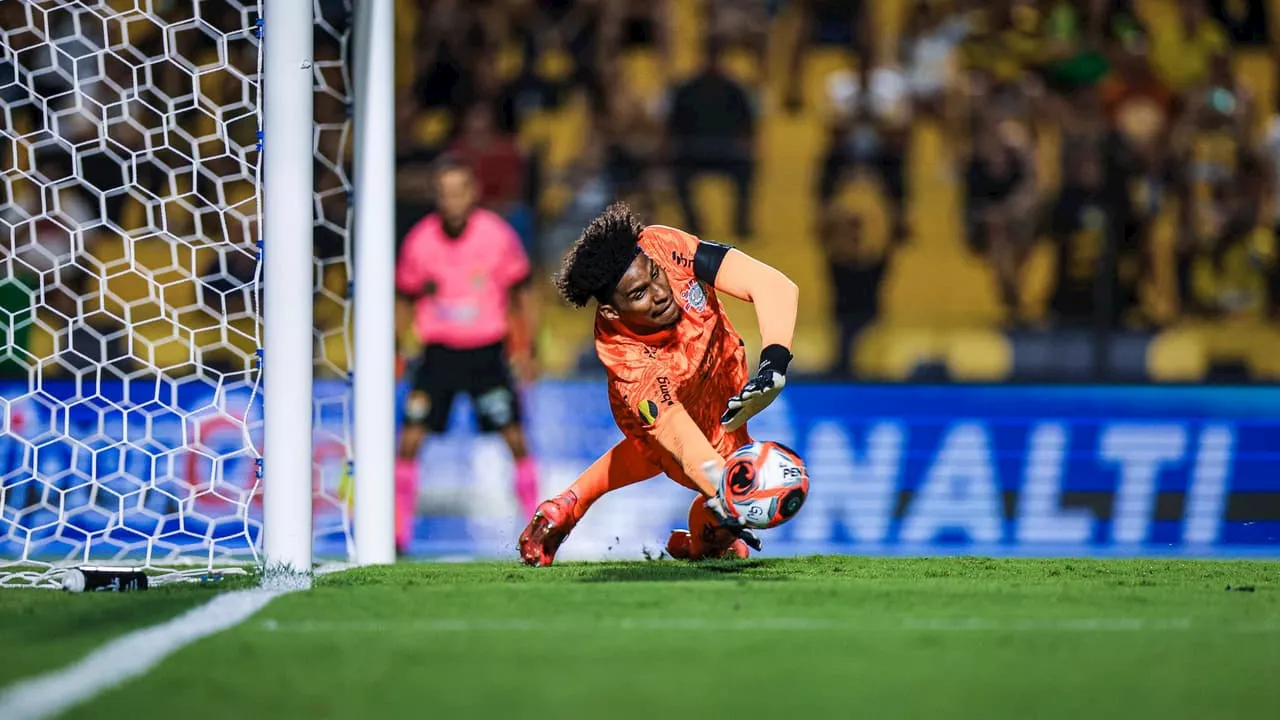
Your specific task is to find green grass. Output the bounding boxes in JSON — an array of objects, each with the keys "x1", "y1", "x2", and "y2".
[
  {"x1": 0, "y1": 575, "x2": 255, "y2": 687},
  {"x1": 6, "y1": 558, "x2": 1279, "y2": 719}
]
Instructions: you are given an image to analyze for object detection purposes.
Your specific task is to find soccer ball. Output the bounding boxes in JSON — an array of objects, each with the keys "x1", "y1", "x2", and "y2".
[{"x1": 718, "y1": 441, "x2": 809, "y2": 529}]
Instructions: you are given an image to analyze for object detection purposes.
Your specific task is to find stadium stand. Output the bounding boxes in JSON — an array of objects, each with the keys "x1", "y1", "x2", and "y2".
[{"x1": 8, "y1": 0, "x2": 1279, "y2": 383}]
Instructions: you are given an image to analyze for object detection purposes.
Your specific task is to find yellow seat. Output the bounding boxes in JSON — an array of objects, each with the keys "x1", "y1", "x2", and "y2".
[
  {"x1": 1147, "y1": 328, "x2": 1208, "y2": 382},
  {"x1": 946, "y1": 328, "x2": 1013, "y2": 381},
  {"x1": 870, "y1": 326, "x2": 945, "y2": 380},
  {"x1": 1244, "y1": 328, "x2": 1280, "y2": 380}
]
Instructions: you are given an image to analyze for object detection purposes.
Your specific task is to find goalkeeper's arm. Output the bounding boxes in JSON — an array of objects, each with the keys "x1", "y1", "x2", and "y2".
[
  {"x1": 707, "y1": 246, "x2": 799, "y2": 353},
  {"x1": 646, "y1": 403, "x2": 723, "y2": 497},
  {"x1": 644, "y1": 402, "x2": 761, "y2": 544},
  {"x1": 690, "y1": 242, "x2": 799, "y2": 429}
]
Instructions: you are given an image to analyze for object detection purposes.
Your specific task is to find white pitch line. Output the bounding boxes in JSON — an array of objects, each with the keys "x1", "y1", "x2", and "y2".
[
  {"x1": 257, "y1": 617, "x2": 1280, "y2": 634},
  {"x1": 0, "y1": 589, "x2": 290, "y2": 720}
]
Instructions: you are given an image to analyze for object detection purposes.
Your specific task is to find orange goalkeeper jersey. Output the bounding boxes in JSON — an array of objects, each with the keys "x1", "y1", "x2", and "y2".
[{"x1": 594, "y1": 226, "x2": 750, "y2": 468}]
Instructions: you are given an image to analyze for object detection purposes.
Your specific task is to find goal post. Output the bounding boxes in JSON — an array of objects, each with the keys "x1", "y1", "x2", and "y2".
[
  {"x1": 351, "y1": 0, "x2": 396, "y2": 567},
  {"x1": 261, "y1": 0, "x2": 315, "y2": 579},
  {"x1": 0, "y1": 0, "x2": 396, "y2": 588}
]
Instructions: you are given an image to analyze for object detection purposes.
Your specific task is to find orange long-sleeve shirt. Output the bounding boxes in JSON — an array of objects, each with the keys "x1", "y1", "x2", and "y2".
[{"x1": 593, "y1": 225, "x2": 798, "y2": 495}]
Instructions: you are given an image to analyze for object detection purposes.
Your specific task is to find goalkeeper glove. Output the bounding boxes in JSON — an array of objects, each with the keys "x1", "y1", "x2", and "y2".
[
  {"x1": 720, "y1": 344, "x2": 791, "y2": 431},
  {"x1": 700, "y1": 461, "x2": 764, "y2": 552}
]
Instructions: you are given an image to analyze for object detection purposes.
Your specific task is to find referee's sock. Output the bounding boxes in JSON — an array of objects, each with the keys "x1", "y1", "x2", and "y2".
[{"x1": 395, "y1": 457, "x2": 418, "y2": 552}]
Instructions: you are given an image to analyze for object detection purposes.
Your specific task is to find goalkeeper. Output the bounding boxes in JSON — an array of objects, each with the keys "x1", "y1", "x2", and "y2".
[{"x1": 519, "y1": 203, "x2": 798, "y2": 566}]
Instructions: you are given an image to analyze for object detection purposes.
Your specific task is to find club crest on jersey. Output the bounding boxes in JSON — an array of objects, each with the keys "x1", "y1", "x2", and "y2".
[
  {"x1": 680, "y1": 281, "x2": 707, "y2": 313},
  {"x1": 637, "y1": 399, "x2": 659, "y2": 425}
]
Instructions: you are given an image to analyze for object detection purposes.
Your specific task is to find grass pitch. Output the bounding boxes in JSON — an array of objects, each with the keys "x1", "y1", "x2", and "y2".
[{"x1": 4, "y1": 557, "x2": 1279, "y2": 719}]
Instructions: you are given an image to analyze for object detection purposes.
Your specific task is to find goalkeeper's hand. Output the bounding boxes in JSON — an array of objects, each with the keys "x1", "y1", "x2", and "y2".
[
  {"x1": 720, "y1": 344, "x2": 792, "y2": 432},
  {"x1": 700, "y1": 461, "x2": 764, "y2": 552}
]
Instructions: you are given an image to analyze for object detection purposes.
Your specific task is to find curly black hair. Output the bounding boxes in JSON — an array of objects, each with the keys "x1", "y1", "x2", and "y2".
[{"x1": 553, "y1": 202, "x2": 646, "y2": 308}]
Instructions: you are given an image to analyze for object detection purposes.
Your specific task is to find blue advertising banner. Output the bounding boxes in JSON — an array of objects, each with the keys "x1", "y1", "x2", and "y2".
[
  {"x1": 0, "y1": 377, "x2": 353, "y2": 562},
  {"x1": 415, "y1": 382, "x2": 1280, "y2": 560},
  {"x1": 2, "y1": 379, "x2": 1278, "y2": 562}
]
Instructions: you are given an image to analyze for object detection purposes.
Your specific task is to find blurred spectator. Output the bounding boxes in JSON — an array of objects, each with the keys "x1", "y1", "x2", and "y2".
[
  {"x1": 1149, "y1": 0, "x2": 1228, "y2": 95},
  {"x1": 448, "y1": 104, "x2": 534, "y2": 249},
  {"x1": 704, "y1": 0, "x2": 773, "y2": 88},
  {"x1": 397, "y1": 0, "x2": 511, "y2": 162},
  {"x1": 1208, "y1": 0, "x2": 1269, "y2": 46},
  {"x1": 1263, "y1": 83, "x2": 1280, "y2": 319},
  {"x1": 521, "y1": 3, "x2": 598, "y2": 108},
  {"x1": 1098, "y1": 31, "x2": 1173, "y2": 129},
  {"x1": 1185, "y1": 155, "x2": 1271, "y2": 318},
  {"x1": 1034, "y1": 1, "x2": 1119, "y2": 97},
  {"x1": 595, "y1": 59, "x2": 663, "y2": 209},
  {"x1": 600, "y1": 0, "x2": 671, "y2": 69},
  {"x1": 1046, "y1": 138, "x2": 1141, "y2": 327},
  {"x1": 820, "y1": 62, "x2": 912, "y2": 243},
  {"x1": 1098, "y1": 32, "x2": 1175, "y2": 286},
  {"x1": 666, "y1": 36, "x2": 757, "y2": 240},
  {"x1": 1181, "y1": 51, "x2": 1255, "y2": 142},
  {"x1": 959, "y1": 0, "x2": 1050, "y2": 99},
  {"x1": 457, "y1": 52, "x2": 526, "y2": 137},
  {"x1": 820, "y1": 206, "x2": 896, "y2": 378},
  {"x1": 899, "y1": 0, "x2": 971, "y2": 122},
  {"x1": 964, "y1": 114, "x2": 1037, "y2": 325},
  {"x1": 541, "y1": 135, "x2": 613, "y2": 268},
  {"x1": 786, "y1": 0, "x2": 868, "y2": 112},
  {"x1": 408, "y1": 0, "x2": 501, "y2": 112},
  {"x1": 397, "y1": 163, "x2": 439, "y2": 243},
  {"x1": 1174, "y1": 47, "x2": 1255, "y2": 317}
]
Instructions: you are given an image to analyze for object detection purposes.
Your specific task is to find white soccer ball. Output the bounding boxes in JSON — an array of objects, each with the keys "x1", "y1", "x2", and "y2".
[{"x1": 719, "y1": 441, "x2": 810, "y2": 530}]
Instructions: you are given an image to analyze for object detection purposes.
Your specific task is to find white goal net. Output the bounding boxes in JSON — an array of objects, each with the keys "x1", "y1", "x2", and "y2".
[{"x1": 0, "y1": 0, "x2": 355, "y2": 587}]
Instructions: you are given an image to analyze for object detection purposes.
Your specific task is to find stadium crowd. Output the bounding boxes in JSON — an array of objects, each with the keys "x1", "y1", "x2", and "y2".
[
  {"x1": 389, "y1": 0, "x2": 1280, "y2": 383},
  {"x1": 4, "y1": 0, "x2": 1280, "y2": 382}
]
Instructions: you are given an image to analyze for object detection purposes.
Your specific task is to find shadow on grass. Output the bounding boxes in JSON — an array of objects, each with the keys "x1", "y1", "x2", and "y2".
[{"x1": 577, "y1": 559, "x2": 791, "y2": 583}]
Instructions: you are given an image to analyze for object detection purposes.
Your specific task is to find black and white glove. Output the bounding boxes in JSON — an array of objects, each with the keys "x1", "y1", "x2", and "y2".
[
  {"x1": 720, "y1": 344, "x2": 791, "y2": 432},
  {"x1": 700, "y1": 461, "x2": 764, "y2": 552}
]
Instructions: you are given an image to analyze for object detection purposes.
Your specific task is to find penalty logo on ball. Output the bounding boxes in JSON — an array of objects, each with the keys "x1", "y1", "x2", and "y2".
[{"x1": 725, "y1": 459, "x2": 757, "y2": 497}]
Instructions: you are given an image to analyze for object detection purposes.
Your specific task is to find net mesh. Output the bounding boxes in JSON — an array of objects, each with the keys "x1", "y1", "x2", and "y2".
[{"x1": 0, "y1": 0, "x2": 354, "y2": 588}]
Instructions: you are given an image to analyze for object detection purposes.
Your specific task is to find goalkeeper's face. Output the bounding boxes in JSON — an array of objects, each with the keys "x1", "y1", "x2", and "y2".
[{"x1": 603, "y1": 252, "x2": 681, "y2": 332}]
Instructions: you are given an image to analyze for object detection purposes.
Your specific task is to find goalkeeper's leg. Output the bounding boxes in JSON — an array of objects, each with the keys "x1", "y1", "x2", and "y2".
[
  {"x1": 667, "y1": 499, "x2": 750, "y2": 561},
  {"x1": 663, "y1": 424, "x2": 754, "y2": 560},
  {"x1": 518, "y1": 439, "x2": 659, "y2": 566}
]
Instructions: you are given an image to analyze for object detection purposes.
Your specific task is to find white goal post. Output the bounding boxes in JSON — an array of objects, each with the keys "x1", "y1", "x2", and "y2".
[{"x1": 0, "y1": 0, "x2": 396, "y2": 588}]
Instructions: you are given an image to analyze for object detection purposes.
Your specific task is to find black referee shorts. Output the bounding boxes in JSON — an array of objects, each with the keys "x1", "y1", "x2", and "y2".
[{"x1": 403, "y1": 342, "x2": 521, "y2": 434}]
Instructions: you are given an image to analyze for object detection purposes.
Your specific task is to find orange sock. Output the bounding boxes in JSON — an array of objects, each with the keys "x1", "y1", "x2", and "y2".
[
  {"x1": 566, "y1": 439, "x2": 660, "y2": 522},
  {"x1": 687, "y1": 497, "x2": 739, "y2": 560}
]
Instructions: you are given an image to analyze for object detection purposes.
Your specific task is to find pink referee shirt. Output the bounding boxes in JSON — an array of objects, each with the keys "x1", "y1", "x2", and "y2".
[{"x1": 396, "y1": 208, "x2": 530, "y2": 350}]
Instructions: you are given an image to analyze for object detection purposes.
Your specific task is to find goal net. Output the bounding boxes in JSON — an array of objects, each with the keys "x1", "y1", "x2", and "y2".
[{"x1": 0, "y1": 0, "x2": 355, "y2": 588}]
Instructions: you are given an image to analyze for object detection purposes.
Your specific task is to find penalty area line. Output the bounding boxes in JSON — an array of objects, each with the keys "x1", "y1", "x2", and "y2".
[
  {"x1": 0, "y1": 589, "x2": 291, "y2": 720},
  {"x1": 258, "y1": 616, "x2": 1280, "y2": 634}
]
